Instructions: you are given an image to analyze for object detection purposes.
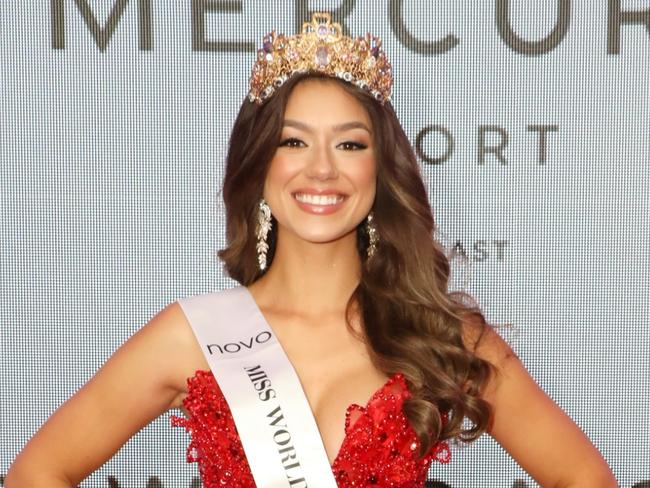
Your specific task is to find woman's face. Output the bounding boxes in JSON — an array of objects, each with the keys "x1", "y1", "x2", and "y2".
[{"x1": 263, "y1": 79, "x2": 377, "y2": 245}]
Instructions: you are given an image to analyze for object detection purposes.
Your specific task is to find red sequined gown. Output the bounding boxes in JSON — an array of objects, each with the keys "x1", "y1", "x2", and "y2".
[{"x1": 170, "y1": 370, "x2": 451, "y2": 487}]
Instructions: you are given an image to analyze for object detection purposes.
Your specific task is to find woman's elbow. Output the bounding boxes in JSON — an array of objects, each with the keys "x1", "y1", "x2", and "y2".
[
  {"x1": 556, "y1": 466, "x2": 618, "y2": 488},
  {"x1": 4, "y1": 463, "x2": 75, "y2": 488}
]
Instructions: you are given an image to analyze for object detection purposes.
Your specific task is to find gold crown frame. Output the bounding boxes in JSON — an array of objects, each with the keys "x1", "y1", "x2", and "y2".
[{"x1": 248, "y1": 12, "x2": 393, "y2": 105}]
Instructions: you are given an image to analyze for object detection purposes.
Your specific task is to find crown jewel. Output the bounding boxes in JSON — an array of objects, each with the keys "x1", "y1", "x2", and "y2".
[{"x1": 248, "y1": 12, "x2": 393, "y2": 104}]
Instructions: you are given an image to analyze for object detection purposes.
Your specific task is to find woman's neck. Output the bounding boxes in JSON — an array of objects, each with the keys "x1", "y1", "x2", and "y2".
[{"x1": 249, "y1": 229, "x2": 362, "y2": 317}]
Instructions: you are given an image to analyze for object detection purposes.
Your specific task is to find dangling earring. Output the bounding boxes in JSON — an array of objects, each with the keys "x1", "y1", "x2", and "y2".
[
  {"x1": 256, "y1": 198, "x2": 272, "y2": 270},
  {"x1": 365, "y1": 211, "x2": 379, "y2": 259}
]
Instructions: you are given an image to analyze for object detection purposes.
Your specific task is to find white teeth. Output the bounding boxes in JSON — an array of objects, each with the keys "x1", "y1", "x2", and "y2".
[{"x1": 294, "y1": 193, "x2": 344, "y2": 206}]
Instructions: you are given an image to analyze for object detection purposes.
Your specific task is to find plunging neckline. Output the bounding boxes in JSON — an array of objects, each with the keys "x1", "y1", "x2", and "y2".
[
  {"x1": 238, "y1": 285, "x2": 404, "y2": 468},
  {"x1": 172, "y1": 287, "x2": 452, "y2": 485},
  {"x1": 189, "y1": 368, "x2": 403, "y2": 469},
  {"x1": 330, "y1": 372, "x2": 403, "y2": 466}
]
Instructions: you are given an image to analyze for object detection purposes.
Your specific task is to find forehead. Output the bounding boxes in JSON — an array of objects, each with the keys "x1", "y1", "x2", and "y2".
[{"x1": 283, "y1": 79, "x2": 371, "y2": 126}]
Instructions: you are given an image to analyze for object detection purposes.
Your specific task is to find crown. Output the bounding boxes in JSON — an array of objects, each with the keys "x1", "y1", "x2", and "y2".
[{"x1": 248, "y1": 12, "x2": 393, "y2": 105}]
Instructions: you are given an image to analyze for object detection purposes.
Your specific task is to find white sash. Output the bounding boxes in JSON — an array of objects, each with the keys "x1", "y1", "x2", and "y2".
[{"x1": 177, "y1": 286, "x2": 339, "y2": 488}]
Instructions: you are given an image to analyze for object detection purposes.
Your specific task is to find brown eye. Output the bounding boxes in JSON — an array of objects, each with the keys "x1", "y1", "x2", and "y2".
[
  {"x1": 279, "y1": 138, "x2": 304, "y2": 148},
  {"x1": 339, "y1": 141, "x2": 367, "y2": 151}
]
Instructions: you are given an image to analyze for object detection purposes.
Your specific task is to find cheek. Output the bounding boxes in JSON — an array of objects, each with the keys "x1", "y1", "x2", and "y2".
[
  {"x1": 349, "y1": 156, "x2": 377, "y2": 191},
  {"x1": 264, "y1": 156, "x2": 301, "y2": 192}
]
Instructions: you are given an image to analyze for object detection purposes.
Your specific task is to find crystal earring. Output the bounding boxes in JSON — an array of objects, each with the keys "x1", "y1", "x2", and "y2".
[
  {"x1": 256, "y1": 198, "x2": 272, "y2": 270},
  {"x1": 365, "y1": 211, "x2": 378, "y2": 259}
]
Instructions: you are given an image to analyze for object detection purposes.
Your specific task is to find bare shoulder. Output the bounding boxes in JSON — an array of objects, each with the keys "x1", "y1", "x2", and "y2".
[
  {"x1": 73, "y1": 299, "x2": 208, "y2": 410},
  {"x1": 457, "y1": 311, "x2": 516, "y2": 404},
  {"x1": 141, "y1": 300, "x2": 209, "y2": 407},
  {"x1": 460, "y1": 312, "x2": 515, "y2": 368}
]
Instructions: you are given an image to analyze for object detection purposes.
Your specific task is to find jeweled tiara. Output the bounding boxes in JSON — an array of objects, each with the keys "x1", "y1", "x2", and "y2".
[{"x1": 248, "y1": 12, "x2": 393, "y2": 105}]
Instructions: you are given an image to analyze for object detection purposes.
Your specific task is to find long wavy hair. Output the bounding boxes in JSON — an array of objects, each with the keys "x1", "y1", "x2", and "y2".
[{"x1": 217, "y1": 72, "x2": 498, "y2": 455}]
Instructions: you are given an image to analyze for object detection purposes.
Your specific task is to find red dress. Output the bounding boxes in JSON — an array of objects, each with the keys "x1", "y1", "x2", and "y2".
[{"x1": 170, "y1": 370, "x2": 451, "y2": 487}]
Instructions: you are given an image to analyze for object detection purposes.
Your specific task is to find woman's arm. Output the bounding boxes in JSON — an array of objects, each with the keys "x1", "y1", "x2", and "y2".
[
  {"x1": 464, "y1": 320, "x2": 618, "y2": 488},
  {"x1": 4, "y1": 302, "x2": 196, "y2": 487}
]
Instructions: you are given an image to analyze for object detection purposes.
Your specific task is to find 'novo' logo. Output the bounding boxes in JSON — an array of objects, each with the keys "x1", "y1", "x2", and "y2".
[{"x1": 207, "y1": 331, "x2": 272, "y2": 355}]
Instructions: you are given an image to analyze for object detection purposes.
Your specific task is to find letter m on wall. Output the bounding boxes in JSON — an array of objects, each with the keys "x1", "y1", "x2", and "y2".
[{"x1": 51, "y1": 0, "x2": 152, "y2": 51}]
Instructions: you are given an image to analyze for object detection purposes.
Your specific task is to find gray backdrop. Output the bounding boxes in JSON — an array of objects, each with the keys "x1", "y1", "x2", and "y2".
[{"x1": 1, "y1": 1, "x2": 649, "y2": 487}]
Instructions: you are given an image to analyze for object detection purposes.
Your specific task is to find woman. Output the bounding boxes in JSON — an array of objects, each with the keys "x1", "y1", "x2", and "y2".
[{"x1": 6, "y1": 12, "x2": 616, "y2": 488}]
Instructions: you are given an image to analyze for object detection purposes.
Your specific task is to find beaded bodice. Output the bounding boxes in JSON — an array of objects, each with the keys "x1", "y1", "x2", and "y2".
[{"x1": 170, "y1": 369, "x2": 451, "y2": 487}]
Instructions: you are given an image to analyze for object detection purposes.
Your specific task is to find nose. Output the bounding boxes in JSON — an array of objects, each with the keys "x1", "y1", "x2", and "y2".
[{"x1": 305, "y1": 142, "x2": 338, "y2": 180}]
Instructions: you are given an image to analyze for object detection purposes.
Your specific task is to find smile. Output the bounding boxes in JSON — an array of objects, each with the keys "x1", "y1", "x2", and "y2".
[
  {"x1": 291, "y1": 192, "x2": 348, "y2": 215},
  {"x1": 293, "y1": 192, "x2": 346, "y2": 205}
]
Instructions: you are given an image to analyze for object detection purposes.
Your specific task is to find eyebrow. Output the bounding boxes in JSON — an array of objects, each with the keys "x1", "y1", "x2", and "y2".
[{"x1": 283, "y1": 118, "x2": 372, "y2": 134}]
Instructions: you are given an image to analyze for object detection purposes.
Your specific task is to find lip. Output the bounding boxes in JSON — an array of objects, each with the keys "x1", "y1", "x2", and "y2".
[
  {"x1": 292, "y1": 191, "x2": 348, "y2": 215},
  {"x1": 292, "y1": 187, "x2": 348, "y2": 196}
]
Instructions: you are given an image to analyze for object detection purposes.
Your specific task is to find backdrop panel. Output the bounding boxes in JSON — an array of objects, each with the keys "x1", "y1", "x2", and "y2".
[{"x1": 1, "y1": 1, "x2": 648, "y2": 487}]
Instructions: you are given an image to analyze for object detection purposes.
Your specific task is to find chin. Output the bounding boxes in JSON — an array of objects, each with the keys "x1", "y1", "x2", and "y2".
[{"x1": 292, "y1": 226, "x2": 358, "y2": 245}]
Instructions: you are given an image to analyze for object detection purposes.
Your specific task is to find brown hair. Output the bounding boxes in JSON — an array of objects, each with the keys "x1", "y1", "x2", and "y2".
[{"x1": 218, "y1": 72, "x2": 498, "y2": 455}]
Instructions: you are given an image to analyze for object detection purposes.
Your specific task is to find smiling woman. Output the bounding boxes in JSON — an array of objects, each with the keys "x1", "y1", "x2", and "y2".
[
  {"x1": 199, "y1": 24, "x2": 615, "y2": 485},
  {"x1": 265, "y1": 80, "x2": 377, "y2": 231},
  {"x1": 5, "y1": 11, "x2": 617, "y2": 488}
]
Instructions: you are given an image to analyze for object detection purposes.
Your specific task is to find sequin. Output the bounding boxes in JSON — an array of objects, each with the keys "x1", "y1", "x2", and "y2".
[{"x1": 170, "y1": 370, "x2": 451, "y2": 487}]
